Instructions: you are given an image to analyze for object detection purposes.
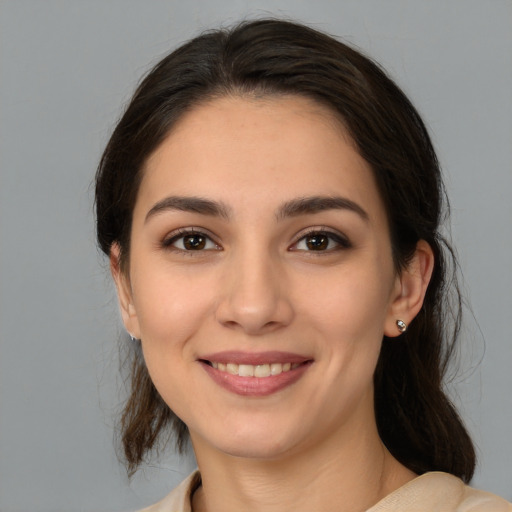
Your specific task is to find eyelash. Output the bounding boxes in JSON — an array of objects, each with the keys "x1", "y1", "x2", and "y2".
[
  {"x1": 290, "y1": 228, "x2": 352, "y2": 253},
  {"x1": 161, "y1": 227, "x2": 351, "y2": 254},
  {"x1": 161, "y1": 228, "x2": 221, "y2": 253}
]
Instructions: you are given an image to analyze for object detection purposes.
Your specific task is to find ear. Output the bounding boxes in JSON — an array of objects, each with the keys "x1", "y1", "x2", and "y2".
[
  {"x1": 384, "y1": 240, "x2": 434, "y2": 337},
  {"x1": 110, "y1": 243, "x2": 141, "y2": 339}
]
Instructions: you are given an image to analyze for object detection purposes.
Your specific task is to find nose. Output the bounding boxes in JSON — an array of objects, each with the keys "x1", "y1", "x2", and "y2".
[{"x1": 215, "y1": 248, "x2": 294, "y2": 335}]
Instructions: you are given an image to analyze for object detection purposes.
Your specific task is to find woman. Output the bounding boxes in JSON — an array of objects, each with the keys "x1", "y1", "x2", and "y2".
[{"x1": 95, "y1": 19, "x2": 511, "y2": 511}]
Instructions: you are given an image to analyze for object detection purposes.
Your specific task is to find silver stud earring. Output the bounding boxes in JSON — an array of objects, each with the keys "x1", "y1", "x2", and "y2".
[
  {"x1": 396, "y1": 319, "x2": 407, "y2": 334},
  {"x1": 128, "y1": 332, "x2": 138, "y2": 342}
]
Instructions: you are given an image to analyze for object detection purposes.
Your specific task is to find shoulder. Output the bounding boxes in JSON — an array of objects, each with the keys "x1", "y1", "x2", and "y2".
[
  {"x1": 136, "y1": 470, "x2": 511, "y2": 512},
  {"x1": 368, "y1": 472, "x2": 512, "y2": 512},
  {"x1": 137, "y1": 471, "x2": 200, "y2": 512}
]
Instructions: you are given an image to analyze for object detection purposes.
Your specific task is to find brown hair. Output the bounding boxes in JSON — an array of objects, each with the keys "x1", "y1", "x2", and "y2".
[{"x1": 95, "y1": 19, "x2": 475, "y2": 480}]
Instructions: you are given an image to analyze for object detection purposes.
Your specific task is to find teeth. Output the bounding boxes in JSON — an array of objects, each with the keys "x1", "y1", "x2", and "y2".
[
  {"x1": 254, "y1": 364, "x2": 270, "y2": 378},
  {"x1": 209, "y1": 361, "x2": 302, "y2": 377},
  {"x1": 238, "y1": 364, "x2": 254, "y2": 377},
  {"x1": 270, "y1": 363, "x2": 282, "y2": 375},
  {"x1": 227, "y1": 363, "x2": 238, "y2": 375}
]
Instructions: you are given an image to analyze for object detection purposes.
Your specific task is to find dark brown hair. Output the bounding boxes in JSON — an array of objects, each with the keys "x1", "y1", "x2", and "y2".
[{"x1": 95, "y1": 19, "x2": 475, "y2": 480}]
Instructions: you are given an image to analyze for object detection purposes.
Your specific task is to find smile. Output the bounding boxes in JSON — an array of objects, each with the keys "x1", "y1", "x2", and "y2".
[
  {"x1": 209, "y1": 361, "x2": 302, "y2": 377},
  {"x1": 199, "y1": 352, "x2": 312, "y2": 396}
]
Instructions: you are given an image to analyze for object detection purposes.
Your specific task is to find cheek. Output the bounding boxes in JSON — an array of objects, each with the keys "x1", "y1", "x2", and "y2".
[
  {"x1": 131, "y1": 266, "x2": 216, "y2": 349},
  {"x1": 297, "y1": 265, "x2": 392, "y2": 340},
  {"x1": 132, "y1": 270, "x2": 217, "y2": 412},
  {"x1": 296, "y1": 263, "x2": 393, "y2": 395}
]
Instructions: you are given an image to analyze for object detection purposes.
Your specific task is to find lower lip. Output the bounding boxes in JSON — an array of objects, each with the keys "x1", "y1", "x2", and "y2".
[{"x1": 201, "y1": 362, "x2": 312, "y2": 397}]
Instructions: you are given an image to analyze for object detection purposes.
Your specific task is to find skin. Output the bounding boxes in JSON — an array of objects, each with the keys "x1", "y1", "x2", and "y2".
[{"x1": 112, "y1": 95, "x2": 434, "y2": 512}]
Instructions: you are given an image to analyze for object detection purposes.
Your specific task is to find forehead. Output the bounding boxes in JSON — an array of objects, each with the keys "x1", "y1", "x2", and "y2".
[
  {"x1": 147, "y1": 94, "x2": 350, "y2": 162},
  {"x1": 138, "y1": 95, "x2": 384, "y2": 220}
]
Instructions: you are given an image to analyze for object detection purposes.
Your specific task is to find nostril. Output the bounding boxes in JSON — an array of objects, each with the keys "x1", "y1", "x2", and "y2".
[
  {"x1": 222, "y1": 320, "x2": 239, "y2": 329},
  {"x1": 215, "y1": 288, "x2": 294, "y2": 334}
]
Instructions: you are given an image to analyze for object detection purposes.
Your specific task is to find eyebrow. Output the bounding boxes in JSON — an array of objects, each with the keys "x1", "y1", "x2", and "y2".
[
  {"x1": 276, "y1": 196, "x2": 369, "y2": 221},
  {"x1": 144, "y1": 194, "x2": 369, "y2": 223},
  {"x1": 145, "y1": 196, "x2": 231, "y2": 223}
]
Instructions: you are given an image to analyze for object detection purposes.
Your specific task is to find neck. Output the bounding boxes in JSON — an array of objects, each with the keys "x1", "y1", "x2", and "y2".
[{"x1": 190, "y1": 414, "x2": 415, "y2": 512}]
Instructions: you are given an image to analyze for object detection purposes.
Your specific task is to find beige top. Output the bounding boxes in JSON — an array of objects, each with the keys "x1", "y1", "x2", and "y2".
[{"x1": 140, "y1": 470, "x2": 512, "y2": 512}]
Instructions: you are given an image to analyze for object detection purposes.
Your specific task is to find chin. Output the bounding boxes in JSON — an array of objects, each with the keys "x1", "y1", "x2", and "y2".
[
  {"x1": 192, "y1": 421, "x2": 299, "y2": 460},
  {"x1": 217, "y1": 438, "x2": 291, "y2": 460}
]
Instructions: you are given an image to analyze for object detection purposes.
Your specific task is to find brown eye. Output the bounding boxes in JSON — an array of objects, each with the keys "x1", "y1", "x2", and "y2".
[
  {"x1": 291, "y1": 230, "x2": 351, "y2": 252},
  {"x1": 183, "y1": 234, "x2": 206, "y2": 250},
  {"x1": 163, "y1": 230, "x2": 219, "y2": 252},
  {"x1": 305, "y1": 234, "x2": 329, "y2": 250}
]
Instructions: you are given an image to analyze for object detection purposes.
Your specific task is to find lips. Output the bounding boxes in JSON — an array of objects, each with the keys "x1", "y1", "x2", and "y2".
[{"x1": 199, "y1": 351, "x2": 313, "y2": 396}]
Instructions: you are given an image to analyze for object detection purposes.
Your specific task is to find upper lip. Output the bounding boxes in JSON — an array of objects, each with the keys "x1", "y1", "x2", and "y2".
[{"x1": 199, "y1": 351, "x2": 312, "y2": 366}]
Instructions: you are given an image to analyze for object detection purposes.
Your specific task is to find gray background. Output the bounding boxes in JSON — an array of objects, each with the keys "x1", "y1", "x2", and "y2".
[{"x1": 1, "y1": 1, "x2": 511, "y2": 510}]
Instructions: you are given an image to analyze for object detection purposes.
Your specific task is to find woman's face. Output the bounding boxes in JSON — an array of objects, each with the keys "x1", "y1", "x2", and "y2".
[{"x1": 114, "y1": 95, "x2": 408, "y2": 460}]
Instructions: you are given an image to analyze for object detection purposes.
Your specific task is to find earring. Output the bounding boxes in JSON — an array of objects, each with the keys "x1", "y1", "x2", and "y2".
[
  {"x1": 396, "y1": 319, "x2": 407, "y2": 334},
  {"x1": 128, "y1": 332, "x2": 138, "y2": 342}
]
